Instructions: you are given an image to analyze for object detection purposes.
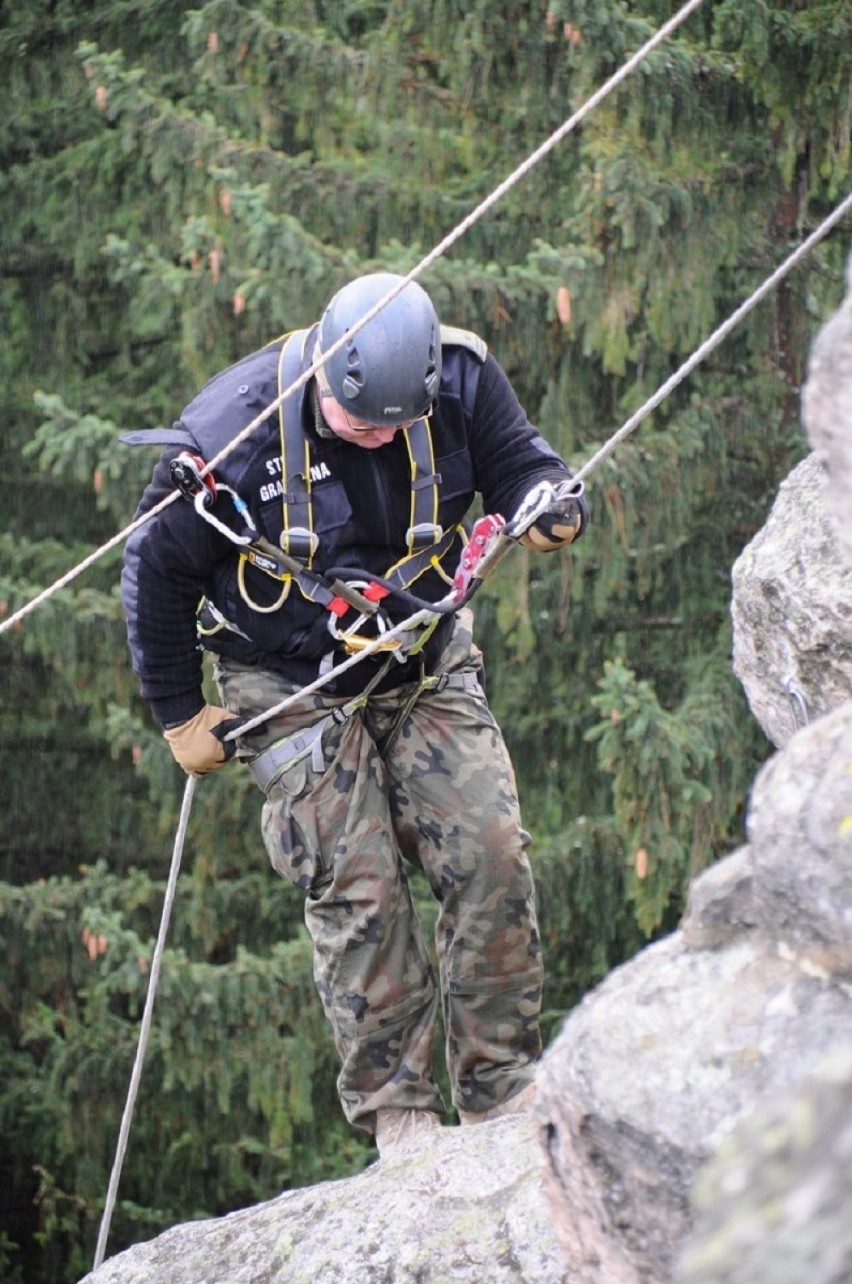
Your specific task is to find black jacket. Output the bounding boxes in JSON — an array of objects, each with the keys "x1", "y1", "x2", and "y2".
[{"x1": 121, "y1": 327, "x2": 577, "y2": 727}]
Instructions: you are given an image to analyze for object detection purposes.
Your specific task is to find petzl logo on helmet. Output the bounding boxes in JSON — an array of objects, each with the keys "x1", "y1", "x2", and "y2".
[{"x1": 383, "y1": 405, "x2": 403, "y2": 416}]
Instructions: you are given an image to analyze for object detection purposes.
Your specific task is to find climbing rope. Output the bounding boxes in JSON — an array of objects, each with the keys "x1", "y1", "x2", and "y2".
[
  {"x1": 92, "y1": 774, "x2": 196, "y2": 1271},
  {"x1": 0, "y1": 0, "x2": 707, "y2": 640}
]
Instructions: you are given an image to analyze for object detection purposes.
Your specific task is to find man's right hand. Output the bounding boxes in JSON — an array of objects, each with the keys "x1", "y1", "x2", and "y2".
[{"x1": 163, "y1": 704, "x2": 244, "y2": 776}]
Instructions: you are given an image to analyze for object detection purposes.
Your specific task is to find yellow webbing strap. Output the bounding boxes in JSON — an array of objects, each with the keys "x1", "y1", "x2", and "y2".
[{"x1": 276, "y1": 330, "x2": 315, "y2": 565}]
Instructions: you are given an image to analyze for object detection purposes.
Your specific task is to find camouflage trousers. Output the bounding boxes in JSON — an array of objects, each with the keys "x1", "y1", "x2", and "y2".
[{"x1": 213, "y1": 610, "x2": 543, "y2": 1131}]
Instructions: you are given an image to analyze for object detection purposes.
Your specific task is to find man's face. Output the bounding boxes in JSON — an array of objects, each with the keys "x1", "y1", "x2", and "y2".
[
  {"x1": 320, "y1": 398, "x2": 410, "y2": 449},
  {"x1": 314, "y1": 362, "x2": 419, "y2": 448},
  {"x1": 319, "y1": 394, "x2": 411, "y2": 448}
]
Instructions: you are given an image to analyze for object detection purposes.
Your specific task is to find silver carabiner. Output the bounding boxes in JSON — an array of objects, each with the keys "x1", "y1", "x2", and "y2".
[
  {"x1": 191, "y1": 484, "x2": 258, "y2": 546},
  {"x1": 327, "y1": 580, "x2": 391, "y2": 645},
  {"x1": 504, "y1": 477, "x2": 585, "y2": 539}
]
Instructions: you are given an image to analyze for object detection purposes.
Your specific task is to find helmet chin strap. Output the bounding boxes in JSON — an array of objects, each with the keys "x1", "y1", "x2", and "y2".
[
  {"x1": 309, "y1": 343, "x2": 339, "y2": 439},
  {"x1": 312, "y1": 339, "x2": 335, "y2": 405}
]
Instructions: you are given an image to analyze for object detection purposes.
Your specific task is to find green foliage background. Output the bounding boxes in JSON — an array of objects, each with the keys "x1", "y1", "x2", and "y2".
[{"x1": 0, "y1": 0, "x2": 850, "y2": 1278}]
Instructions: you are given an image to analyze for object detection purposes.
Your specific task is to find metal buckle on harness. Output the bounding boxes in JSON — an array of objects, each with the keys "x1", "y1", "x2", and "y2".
[
  {"x1": 279, "y1": 527, "x2": 319, "y2": 560},
  {"x1": 406, "y1": 522, "x2": 444, "y2": 553}
]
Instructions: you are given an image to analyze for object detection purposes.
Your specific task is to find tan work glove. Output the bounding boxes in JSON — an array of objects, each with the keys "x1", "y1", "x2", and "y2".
[
  {"x1": 163, "y1": 704, "x2": 244, "y2": 776},
  {"x1": 520, "y1": 479, "x2": 588, "y2": 551},
  {"x1": 520, "y1": 515, "x2": 582, "y2": 551}
]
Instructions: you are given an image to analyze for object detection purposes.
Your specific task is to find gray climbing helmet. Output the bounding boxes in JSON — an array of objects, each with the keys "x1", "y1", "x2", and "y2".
[{"x1": 316, "y1": 273, "x2": 442, "y2": 426}]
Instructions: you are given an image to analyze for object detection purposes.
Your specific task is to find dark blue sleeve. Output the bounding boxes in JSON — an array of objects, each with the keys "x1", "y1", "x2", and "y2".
[
  {"x1": 121, "y1": 452, "x2": 222, "y2": 727},
  {"x1": 467, "y1": 355, "x2": 576, "y2": 520}
]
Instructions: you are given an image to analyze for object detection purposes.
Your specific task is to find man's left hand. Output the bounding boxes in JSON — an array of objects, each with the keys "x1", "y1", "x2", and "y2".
[{"x1": 520, "y1": 479, "x2": 588, "y2": 551}]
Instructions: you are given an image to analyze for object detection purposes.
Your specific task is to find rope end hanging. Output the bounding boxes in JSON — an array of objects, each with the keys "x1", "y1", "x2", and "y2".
[{"x1": 92, "y1": 774, "x2": 197, "y2": 1271}]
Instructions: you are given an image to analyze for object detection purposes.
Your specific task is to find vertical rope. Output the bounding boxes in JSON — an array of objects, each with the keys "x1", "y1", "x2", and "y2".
[{"x1": 92, "y1": 774, "x2": 197, "y2": 1271}]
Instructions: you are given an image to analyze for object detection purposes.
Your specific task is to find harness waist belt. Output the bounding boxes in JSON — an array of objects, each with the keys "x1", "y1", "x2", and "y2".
[
  {"x1": 248, "y1": 716, "x2": 333, "y2": 790},
  {"x1": 246, "y1": 670, "x2": 482, "y2": 793}
]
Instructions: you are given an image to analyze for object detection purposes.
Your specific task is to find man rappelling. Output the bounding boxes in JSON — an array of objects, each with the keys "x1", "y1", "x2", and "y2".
[{"x1": 121, "y1": 271, "x2": 588, "y2": 1158}]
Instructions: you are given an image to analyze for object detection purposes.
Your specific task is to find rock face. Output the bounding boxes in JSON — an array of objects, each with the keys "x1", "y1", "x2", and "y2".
[
  {"x1": 731, "y1": 254, "x2": 852, "y2": 750},
  {"x1": 537, "y1": 699, "x2": 852, "y2": 1283},
  {"x1": 679, "y1": 1047, "x2": 852, "y2": 1284},
  {"x1": 730, "y1": 452, "x2": 852, "y2": 750},
  {"x1": 672, "y1": 254, "x2": 852, "y2": 1284},
  {"x1": 802, "y1": 257, "x2": 852, "y2": 569},
  {"x1": 81, "y1": 262, "x2": 852, "y2": 1284},
  {"x1": 81, "y1": 1116, "x2": 568, "y2": 1284}
]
